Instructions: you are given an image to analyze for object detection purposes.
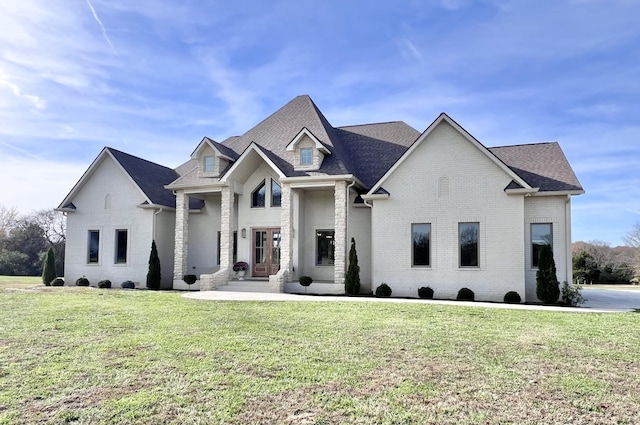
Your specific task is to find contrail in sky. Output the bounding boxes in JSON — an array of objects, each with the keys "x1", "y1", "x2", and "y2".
[{"x1": 85, "y1": 0, "x2": 117, "y2": 55}]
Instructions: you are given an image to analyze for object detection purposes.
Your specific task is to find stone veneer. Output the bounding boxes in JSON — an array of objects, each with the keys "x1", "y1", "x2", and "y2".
[
  {"x1": 333, "y1": 180, "x2": 347, "y2": 285},
  {"x1": 173, "y1": 191, "x2": 189, "y2": 283}
]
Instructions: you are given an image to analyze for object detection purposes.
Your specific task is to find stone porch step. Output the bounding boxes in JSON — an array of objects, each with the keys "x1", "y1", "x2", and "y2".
[{"x1": 217, "y1": 280, "x2": 274, "y2": 293}]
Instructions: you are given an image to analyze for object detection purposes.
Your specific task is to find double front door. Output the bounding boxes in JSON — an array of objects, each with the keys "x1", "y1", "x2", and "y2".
[{"x1": 252, "y1": 228, "x2": 281, "y2": 277}]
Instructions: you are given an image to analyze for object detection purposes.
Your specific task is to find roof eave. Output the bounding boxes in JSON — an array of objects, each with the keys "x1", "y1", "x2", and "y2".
[{"x1": 531, "y1": 189, "x2": 585, "y2": 197}]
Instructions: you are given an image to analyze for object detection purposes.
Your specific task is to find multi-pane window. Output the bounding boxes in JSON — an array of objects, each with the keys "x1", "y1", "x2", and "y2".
[
  {"x1": 316, "y1": 230, "x2": 335, "y2": 266},
  {"x1": 251, "y1": 180, "x2": 266, "y2": 207},
  {"x1": 300, "y1": 148, "x2": 313, "y2": 166},
  {"x1": 531, "y1": 223, "x2": 552, "y2": 268},
  {"x1": 88, "y1": 230, "x2": 100, "y2": 263},
  {"x1": 203, "y1": 155, "x2": 214, "y2": 172},
  {"x1": 115, "y1": 229, "x2": 128, "y2": 264},
  {"x1": 459, "y1": 222, "x2": 479, "y2": 267},
  {"x1": 412, "y1": 223, "x2": 431, "y2": 266},
  {"x1": 271, "y1": 180, "x2": 282, "y2": 207}
]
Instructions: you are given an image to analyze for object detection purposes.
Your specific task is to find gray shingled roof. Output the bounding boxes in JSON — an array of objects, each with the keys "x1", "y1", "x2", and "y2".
[
  {"x1": 490, "y1": 143, "x2": 583, "y2": 192},
  {"x1": 336, "y1": 122, "x2": 421, "y2": 188},
  {"x1": 108, "y1": 148, "x2": 203, "y2": 209},
  {"x1": 168, "y1": 96, "x2": 581, "y2": 194}
]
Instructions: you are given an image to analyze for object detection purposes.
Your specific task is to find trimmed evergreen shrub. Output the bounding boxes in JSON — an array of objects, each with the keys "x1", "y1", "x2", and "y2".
[
  {"x1": 375, "y1": 283, "x2": 392, "y2": 297},
  {"x1": 299, "y1": 276, "x2": 313, "y2": 287},
  {"x1": 51, "y1": 278, "x2": 65, "y2": 286},
  {"x1": 183, "y1": 274, "x2": 197, "y2": 284},
  {"x1": 42, "y1": 246, "x2": 56, "y2": 286},
  {"x1": 536, "y1": 244, "x2": 560, "y2": 304},
  {"x1": 98, "y1": 280, "x2": 112, "y2": 289},
  {"x1": 456, "y1": 287, "x2": 475, "y2": 301},
  {"x1": 75, "y1": 277, "x2": 90, "y2": 287},
  {"x1": 345, "y1": 238, "x2": 361, "y2": 295},
  {"x1": 418, "y1": 286, "x2": 434, "y2": 299},
  {"x1": 121, "y1": 280, "x2": 135, "y2": 289},
  {"x1": 503, "y1": 291, "x2": 522, "y2": 304},
  {"x1": 146, "y1": 240, "x2": 161, "y2": 290}
]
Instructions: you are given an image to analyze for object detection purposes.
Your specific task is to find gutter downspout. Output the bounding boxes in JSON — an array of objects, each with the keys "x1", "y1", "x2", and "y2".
[
  {"x1": 153, "y1": 208, "x2": 164, "y2": 242},
  {"x1": 565, "y1": 195, "x2": 572, "y2": 284},
  {"x1": 346, "y1": 180, "x2": 356, "y2": 260}
]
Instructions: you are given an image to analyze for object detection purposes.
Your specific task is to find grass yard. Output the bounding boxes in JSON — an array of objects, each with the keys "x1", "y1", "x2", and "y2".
[{"x1": 1, "y1": 279, "x2": 639, "y2": 424}]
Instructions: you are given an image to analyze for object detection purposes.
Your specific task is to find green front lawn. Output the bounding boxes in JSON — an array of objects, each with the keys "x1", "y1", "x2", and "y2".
[{"x1": 1, "y1": 279, "x2": 639, "y2": 424}]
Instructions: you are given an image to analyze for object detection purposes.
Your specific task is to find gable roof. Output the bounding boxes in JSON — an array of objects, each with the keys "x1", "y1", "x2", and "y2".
[
  {"x1": 490, "y1": 142, "x2": 583, "y2": 193},
  {"x1": 367, "y1": 113, "x2": 533, "y2": 196},
  {"x1": 58, "y1": 147, "x2": 203, "y2": 210}
]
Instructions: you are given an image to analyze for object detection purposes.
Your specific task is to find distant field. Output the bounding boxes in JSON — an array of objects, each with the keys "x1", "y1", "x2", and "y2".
[
  {"x1": 1, "y1": 280, "x2": 640, "y2": 424},
  {"x1": 0, "y1": 275, "x2": 41, "y2": 289}
]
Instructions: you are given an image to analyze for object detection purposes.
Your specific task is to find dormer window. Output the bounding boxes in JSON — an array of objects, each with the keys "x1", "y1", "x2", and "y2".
[
  {"x1": 286, "y1": 128, "x2": 331, "y2": 171},
  {"x1": 300, "y1": 148, "x2": 313, "y2": 166},
  {"x1": 203, "y1": 156, "x2": 214, "y2": 172}
]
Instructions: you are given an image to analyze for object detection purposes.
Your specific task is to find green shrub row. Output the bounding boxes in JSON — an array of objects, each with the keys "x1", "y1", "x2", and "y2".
[
  {"x1": 47, "y1": 278, "x2": 136, "y2": 289},
  {"x1": 375, "y1": 284, "x2": 522, "y2": 304}
]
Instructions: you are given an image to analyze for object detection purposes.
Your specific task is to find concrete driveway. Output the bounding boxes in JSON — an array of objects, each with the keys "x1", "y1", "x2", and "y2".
[{"x1": 582, "y1": 287, "x2": 640, "y2": 312}]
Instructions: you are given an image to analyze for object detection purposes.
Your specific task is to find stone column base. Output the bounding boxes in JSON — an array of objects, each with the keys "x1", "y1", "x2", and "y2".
[{"x1": 269, "y1": 269, "x2": 287, "y2": 293}]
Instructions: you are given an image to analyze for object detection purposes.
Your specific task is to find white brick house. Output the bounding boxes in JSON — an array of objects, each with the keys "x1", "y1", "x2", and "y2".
[{"x1": 58, "y1": 95, "x2": 583, "y2": 301}]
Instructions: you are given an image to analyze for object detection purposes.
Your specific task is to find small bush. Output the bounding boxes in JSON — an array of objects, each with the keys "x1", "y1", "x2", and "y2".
[
  {"x1": 561, "y1": 281, "x2": 586, "y2": 306},
  {"x1": 418, "y1": 286, "x2": 434, "y2": 299},
  {"x1": 503, "y1": 291, "x2": 522, "y2": 304},
  {"x1": 51, "y1": 278, "x2": 65, "y2": 286},
  {"x1": 98, "y1": 280, "x2": 112, "y2": 289},
  {"x1": 299, "y1": 276, "x2": 313, "y2": 287},
  {"x1": 75, "y1": 277, "x2": 90, "y2": 287},
  {"x1": 183, "y1": 274, "x2": 197, "y2": 285},
  {"x1": 375, "y1": 283, "x2": 392, "y2": 297},
  {"x1": 456, "y1": 287, "x2": 475, "y2": 301},
  {"x1": 121, "y1": 280, "x2": 135, "y2": 289}
]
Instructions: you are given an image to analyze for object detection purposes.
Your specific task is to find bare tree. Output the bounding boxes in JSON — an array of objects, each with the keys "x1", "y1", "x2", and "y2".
[
  {"x1": 585, "y1": 240, "x2": 613, "y2": 269},
  {"x1": 31, "y1": 209, "x2": 66, "y2": 245},
  {"x1": 623, "y1": 222, "x2": 640, "y2": 280},
  {"x1": 0, "y1": 205, "x2": 19, "y2": 239},
  {"x1": 624, "y1": 222, "x2": 640, "y2": 248}
]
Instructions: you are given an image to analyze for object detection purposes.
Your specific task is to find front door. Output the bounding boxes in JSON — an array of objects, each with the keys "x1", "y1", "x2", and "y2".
[{"x1": 252, "y1": 228, "x2": 281, "y2": 277}]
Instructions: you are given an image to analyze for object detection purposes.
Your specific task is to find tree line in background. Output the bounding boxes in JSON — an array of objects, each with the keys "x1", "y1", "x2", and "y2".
[
  {"x1": 572, "y1": 236, "x2": 639, "y2": 284},
  {"x1": 1, "y1": 202, "x2": 640, "y2": 285},
  {"x1": 0, "y1": 205, "x2": 65, "y2": 276}
]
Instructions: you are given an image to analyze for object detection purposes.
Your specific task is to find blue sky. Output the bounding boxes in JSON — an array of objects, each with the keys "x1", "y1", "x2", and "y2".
[{"x1": 0, "y1": 0, "x2": 638, "y2": 245}]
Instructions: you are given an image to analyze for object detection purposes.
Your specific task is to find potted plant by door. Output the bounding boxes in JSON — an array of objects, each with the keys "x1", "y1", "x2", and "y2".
[{"x1": 233, "y1": 261, "x2": 249, "y2": 280}]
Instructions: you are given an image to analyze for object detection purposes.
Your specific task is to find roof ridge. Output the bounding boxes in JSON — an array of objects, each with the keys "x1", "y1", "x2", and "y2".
[
  {"x1": 338, "y1": 120, "x2": 407, "y2": 129},
  {"x1": 490, "y1": 141, "x2": 558, "y2": 149},
  {"x1": 106, "y1": 147, "x2": 174, "y2": 170}
]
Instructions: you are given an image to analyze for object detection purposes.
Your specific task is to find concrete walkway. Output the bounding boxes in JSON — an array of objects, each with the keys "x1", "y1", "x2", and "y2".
[{"x1": 184, "y1": 287, "x2": 640, "y2": 313}]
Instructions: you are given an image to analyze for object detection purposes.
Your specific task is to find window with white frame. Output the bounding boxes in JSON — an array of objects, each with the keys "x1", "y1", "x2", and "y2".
[
  {"x1": 531, "y1": 223, "x2": 552, "y2": 268},
  {"x1": 203, "y1": 155, "x2": 214, "y2": 172},
  {"x1": 300, "y1": 148, "x2": 313, "y2": 166}
]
